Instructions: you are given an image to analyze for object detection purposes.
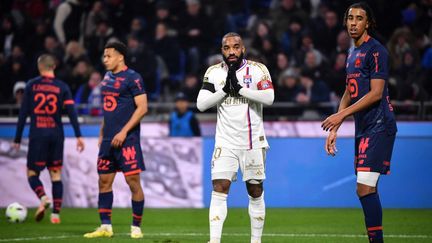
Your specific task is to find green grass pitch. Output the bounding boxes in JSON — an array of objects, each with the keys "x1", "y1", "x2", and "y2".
[{"x1": 1, "y1": 208, "x2": 431, "y2": 242}]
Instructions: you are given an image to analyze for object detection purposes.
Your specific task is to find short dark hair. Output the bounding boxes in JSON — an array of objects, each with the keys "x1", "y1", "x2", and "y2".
[
  {"x1": 37, "y1": 54, "x2": 56, "y2": 70},
  {"x1": 221, "y1": 32, "x2": 242, "y2": 46},
  {"x1": 104, "y1": 41, "x2": 128, "y2": 58},
  {"x1": 343, "y1": 2, "x2": 377, "y2": 30}
]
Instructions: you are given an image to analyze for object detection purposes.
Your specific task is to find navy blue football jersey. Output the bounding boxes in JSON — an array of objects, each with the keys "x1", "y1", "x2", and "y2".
[
  {"x1": 100, "y1": 67, "x2": 146, "y2": 141},
  {"x1": 14, "y1": 75, "x2": 81, "y2": 143},
  {"x1": 346, "y1": 36, "x2": 397, "y2": 137}
]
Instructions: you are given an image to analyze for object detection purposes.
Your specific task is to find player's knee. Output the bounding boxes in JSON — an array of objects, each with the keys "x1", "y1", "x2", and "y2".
[
  {"x1": 27, "y1": 170, "x2": 39, "y2": 177},
  {"x1": 213, "y1": 185, "x2": 228, "y2": 194},
  {"x1": 246, "y1": 180, "x2": 263, "y2": 198},
  {"x1": 212, "y1": 179, "x2": 231, "y2": 194},
  {"x1": 98, "y1": 177, "x2": 113, "y2": 192},
  {"x1": 49, "y1": 169, "x2": 61, "y2": 181},
  {"x1": 356, "y1": 183, "x2": 376, "y2": 197},
  {"x1": 248, "y1": 189, "x2": 263, "y2": 198},
  {"x1": 125, "y1": 175, "x2": 142, "y2": 192},
  {"x1": 127, "y1": 181, "x2": 142, "y2": 193},
  {"x1": 50, "y1": 174, "x2": 61, "y2": 181}
]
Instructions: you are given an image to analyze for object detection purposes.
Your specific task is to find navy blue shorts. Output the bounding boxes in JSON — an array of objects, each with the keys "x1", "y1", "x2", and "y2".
[
  {"x1": 354, "y1": 132, "x2": 396, "y2": 175},
  {"x1": 27, "y1": 136, "x2": 64, "y2": 172},
  {"x1": 97, "y1": 138, "x2": 145, "y2": 176}
]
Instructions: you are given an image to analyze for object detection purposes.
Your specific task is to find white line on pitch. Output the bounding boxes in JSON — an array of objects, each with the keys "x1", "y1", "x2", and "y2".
[{"x1": 0, "y1": 232, "x2": 431, "y2": 241}]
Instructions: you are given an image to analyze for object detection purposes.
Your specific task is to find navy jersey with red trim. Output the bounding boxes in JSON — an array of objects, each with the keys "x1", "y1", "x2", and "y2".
[
  {"x1": 346, "y1": 36, "x2": 397, "y2": 137},
  {"x1": 14, "y1": 76, "x2": 81, "y2": 143},
  {"x1": 101, "y1": 68, "x2": 145, "y2": 141}
]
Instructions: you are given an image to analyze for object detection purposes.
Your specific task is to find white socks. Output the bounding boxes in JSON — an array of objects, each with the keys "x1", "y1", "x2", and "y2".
[
  {"x1": 209, "y1": 191, "x2": 228, "y2": 243},
  {"x1": 209, "y1": 191, "x2": 265, "y2": 243},
  {"x1": 249, "y1": 193, "x2": 265, "y2": 243}
]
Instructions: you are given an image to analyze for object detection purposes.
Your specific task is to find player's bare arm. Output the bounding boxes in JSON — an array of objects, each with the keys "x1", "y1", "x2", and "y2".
[
  {"x1": 76, "y1": 137, "x2": 85, "y2": 153},
  {"x1": 111, "y1": 94, "x2": 148, "y2": 148},
  {"x1": 64, "y1": 98, "x2": 85, "y2": 152},
  {"x1": 324, "y1": 87, "x2": 351, "y2": 156},
  {"x1": 322, "y1": 79, "x2": 384, "y2": 132},
  {"x1": 98, "y1": 120, "x2": 104, "y2": 148}
]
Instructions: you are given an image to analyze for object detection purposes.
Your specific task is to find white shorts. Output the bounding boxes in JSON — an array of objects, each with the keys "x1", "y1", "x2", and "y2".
[{"x1": 211, "y1": 147, "x2": 267, "y2": 182}]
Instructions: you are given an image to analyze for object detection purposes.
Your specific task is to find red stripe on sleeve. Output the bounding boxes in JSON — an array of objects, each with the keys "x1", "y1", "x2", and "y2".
[{"x1": 64, "y1": 100, "x2": 75, "y2": 105}]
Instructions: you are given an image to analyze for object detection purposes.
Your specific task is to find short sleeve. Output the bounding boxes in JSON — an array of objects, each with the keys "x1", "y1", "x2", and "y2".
[
  {"x1": 368, "y1": 45, "x2": 389, "y2": 80},
  {"x1": 128, "y1": 73, "x2": 146, "y2": 96}
]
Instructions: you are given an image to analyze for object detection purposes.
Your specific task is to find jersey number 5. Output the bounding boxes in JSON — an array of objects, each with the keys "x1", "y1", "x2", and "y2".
[
  {"x1": 348, "y1": 78, "x2": 358, "y2": 98},
  {"x1": 34, "y1": 93, "x2": 58, "y2": 114}
]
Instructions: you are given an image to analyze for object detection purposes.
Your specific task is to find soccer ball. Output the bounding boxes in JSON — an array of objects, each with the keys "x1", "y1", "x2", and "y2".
[{"x1": 6, "y1": 202, "x2": 27, "y2": 223}]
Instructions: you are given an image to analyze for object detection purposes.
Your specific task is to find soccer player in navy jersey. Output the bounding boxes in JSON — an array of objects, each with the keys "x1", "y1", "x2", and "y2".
[
  {"x1": 321, "y1": 3, "x2": 397, "y2": 243},
  {"x1": 84, "y1": 42, "x2": 148, "y2": 239},
  {"x1": 13, "y1": 54, "x2": 85, "y2": 224}
]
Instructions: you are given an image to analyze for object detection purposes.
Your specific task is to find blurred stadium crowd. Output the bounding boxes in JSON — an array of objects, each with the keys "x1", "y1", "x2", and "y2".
[{"x1": 0, "y1": 0, "x2": 431, "y2": 117}]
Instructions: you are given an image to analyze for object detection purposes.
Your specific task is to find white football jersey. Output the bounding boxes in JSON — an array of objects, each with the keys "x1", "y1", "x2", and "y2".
[{"x1": 203, "y1": 59, "x2": 273, "y2": 149}]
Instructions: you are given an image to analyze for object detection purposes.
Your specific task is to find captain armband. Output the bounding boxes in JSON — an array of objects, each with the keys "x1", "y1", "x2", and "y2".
[
  {"x1": 257, "y1": 80, "x2": 273, "y2": 90},
  {"x1": 201, "y1": 82, "x2": 215, "y2": 93}
]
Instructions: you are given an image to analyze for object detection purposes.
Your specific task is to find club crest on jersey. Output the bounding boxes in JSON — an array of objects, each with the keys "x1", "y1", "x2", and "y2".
[
  {"x1": 261, "y1": 81, "x2": 270, "y2": 89},
  {"x1": 243, "y1": 74, "x2": 252, "y2": 84},
  {"x1": 355, "y1": 58, "x2": 362, "y2": 68},
  {"x1": 114, "y1": 80, "x2": 121, "y2": 89}
]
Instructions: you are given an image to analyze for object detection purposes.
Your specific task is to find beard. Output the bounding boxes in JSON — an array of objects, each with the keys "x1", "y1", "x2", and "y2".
[{"x1": 223, "y1": 52, "x2": 244, "y2": 70}]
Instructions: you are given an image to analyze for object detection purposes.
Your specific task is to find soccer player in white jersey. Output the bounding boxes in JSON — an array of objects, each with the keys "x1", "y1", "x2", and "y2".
[{"x1": 197, "y1": 32, "x2": 274, "y2": 243}]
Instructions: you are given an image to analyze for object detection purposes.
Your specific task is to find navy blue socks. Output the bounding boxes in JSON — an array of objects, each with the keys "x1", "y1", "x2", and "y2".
[
  {"x1": 360, "y1": 193, "x2": 383, "y2": 242},
  {"x1": 52, "y1": 180, "x2": 63, "y2": 214},
  {"x1": 98, "y1": 191, "x2": 113, "y2": 224},
  {"x1": 28, "y1": 175, "x2": 46, "y2": 199},
  {"x1": 132, "y1": 200, "x2": 144, "y2": 227}
]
